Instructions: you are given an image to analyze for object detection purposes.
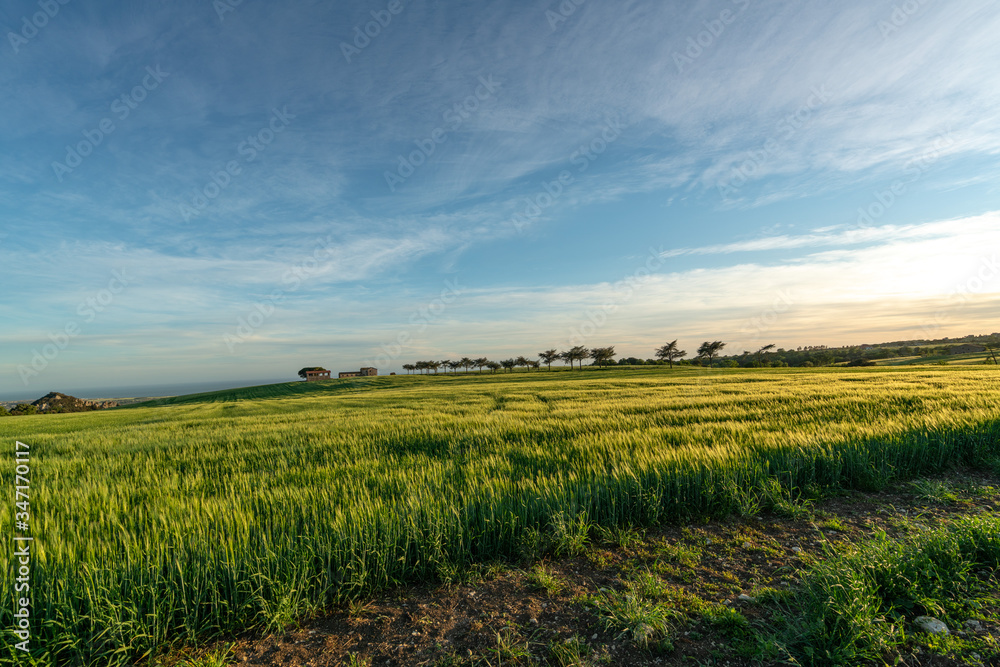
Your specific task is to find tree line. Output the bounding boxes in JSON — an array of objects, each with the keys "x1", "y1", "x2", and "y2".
[
  {"x1": 398, "y1": 336, "x2": 1000, "y2": 376},
  {"x1": 402, "y1": 340, "x2": 734, "y2": 374}
]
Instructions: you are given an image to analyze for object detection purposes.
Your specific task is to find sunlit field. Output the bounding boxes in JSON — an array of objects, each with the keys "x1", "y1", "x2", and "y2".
[{"x1": 2, "y1": 366, "x2": 999, "y2": 665}]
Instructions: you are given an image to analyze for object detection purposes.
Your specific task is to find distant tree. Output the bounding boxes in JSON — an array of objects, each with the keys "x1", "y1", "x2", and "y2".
[
  {"x1": 449, "y1": 360, "x2": 463, "y2": 373},
  {"x1": 0, "y1": 405, "x2": 9, "y2": 417},
  {"x1": 697, "y1": 341, "x2": 726, "y2": 366},
  {"x1": 486, "y1": 361, "x2": 501, "y2": 374},
  {"x1": 655, "y1": 340, "x2": 686, "y2": 368},
  {"x1": 474, "y1": 357, "x2": 489, "y2": 372},
  {"x1": 562, "y1": 345, "x2": 589, "y2": 369},
  {"x1": 539, "y1": 349, "x2": 560, "y2": 370},
  {"x1": 460, "y1": 357, "x2": 474, "y2": 373},
  {"x1": 589, "y1": 346, "x2": 616, "y2": 367},
  {"x1": 440, "y1": 359, "x2": 452, "y2": 373},
  {"x1": 500, "y1": 358, "x2": 516, "y2": 373},
  {"x1": 529, "y1": 360, "x2": 540, "y2": 370},
  {"x1": 755, "y1": 344, "x2": 776, "y2": 367},
  {"x1": 10, "y1": 404, "x2": 37, "y2": 416},
  {"x1": 515, "y1": 355, "x2": 529, "y2": 371},
  {"x1": 297, "y1": 366, "x2": 328, "y2": 379},
  {"x1": 402, "y1": 363, "x2": 415, "y2": 374},
  {"x1": 428, "y1": 360, "x2": 441, "y2": 374},
  {"x1": 415, "y1": 361, "x2": 430, "y2": 374}
]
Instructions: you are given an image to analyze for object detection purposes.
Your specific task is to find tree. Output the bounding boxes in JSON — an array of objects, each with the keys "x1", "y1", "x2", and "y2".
[
  {"x1": 428, "y1": 360, "x2": 441, "y2": 374},
  {"x1": 402, "y1": 363, "x2": 415, "y2": 374},
  {"x1": 297, "y1": 366, "x2": 328, "y2": 379},
  {"x1": 440, "y1": 359, "x2": 452, "y2": 373},
  {"x1": 655, "y1": 340, "x2": 686, "y2": 368},
  {"x1": 415, "y1": 361, "x2": 430, "y2": 374},
  {"x1": 697, "y1": 341, "x2": 726, "y2": 366},
  {"x1": 589, "y1": 346, "x2": 616, "y2": 367},
  {"x1": 10, "y1": 404, "x2": 37, "y2": 416},
  {"x1": 529, "y1": 360, "x2": 540, "y2": 370},
  {"x1": 449, "y1": 360, "x2": 462, "y2": 373},
  {"x1": 486, "y1": 361, "x2": 501, "y2": 374},
  {"x1": 515, "y1": 355, "x2": 529, "y2": 371},
  {"x1": 460, "y1": 357, "x2": 474, "y2": 373},
  {"x1": 561, "y1": 345, "x2": 589, "y2": 369},
  {"x1": 539, "y1": 349, "x2": 560, "y2": 370},
  {"x1": 755, "y1": 344, "x2": 775, "y2": 367},
  {"x1": 0, "y1": 405, "x2": 9, "y2": 417},
  {"x1": 474, "y1": 357, "x2": 489, "y2": 372},
  {"x1": 500, "y1": 358, "x2": 516, "y2": 373}
]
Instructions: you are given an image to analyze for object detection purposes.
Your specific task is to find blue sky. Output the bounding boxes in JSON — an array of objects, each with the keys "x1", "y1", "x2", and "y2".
[{"x1": 2, "y1": 0, "x2": 999, "y2": 397}]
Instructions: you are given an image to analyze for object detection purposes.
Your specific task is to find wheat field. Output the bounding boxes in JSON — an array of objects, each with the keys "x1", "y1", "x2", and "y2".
[{"x1": 2, "y1": 366, "x2": 999, "y2": 665}]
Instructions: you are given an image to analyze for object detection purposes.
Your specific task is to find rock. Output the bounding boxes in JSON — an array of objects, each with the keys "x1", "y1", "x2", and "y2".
[
  {"x1": 965, "y1": 619, "x2": 983, "y2": 632},
  {"x1": 914, "y1": 616, "x2": 949, "y2": 635},
  {"x1": 791, "y1": 547, "x2": 802, "y2": 553},
  {"x1": 737, "y1": 594, "x2": 754, "y2": 603},
  {"x1": 591, "y1": 633, "x2": 598, "y2": 640},
  {"x1": 742, "y1": 541, "x2": 752, "y2": 548}
]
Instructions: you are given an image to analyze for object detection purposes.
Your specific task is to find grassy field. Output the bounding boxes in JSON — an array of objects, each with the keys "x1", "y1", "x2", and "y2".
[{"x1": 2, "y1": 366, "x2": 1000, "y2": 665}]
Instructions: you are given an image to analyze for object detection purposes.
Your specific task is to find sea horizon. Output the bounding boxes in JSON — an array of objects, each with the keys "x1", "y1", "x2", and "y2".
[{"x1": 0, "y1": 377, "x2": 295, "y2": 404}]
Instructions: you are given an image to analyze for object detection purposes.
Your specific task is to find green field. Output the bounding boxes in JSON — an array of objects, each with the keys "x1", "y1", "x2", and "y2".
[{"x1": 2, "y1": 366, "x2": 1000, "y2": 665}]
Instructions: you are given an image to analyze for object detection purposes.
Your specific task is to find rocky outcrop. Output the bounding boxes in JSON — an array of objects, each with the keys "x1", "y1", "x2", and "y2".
[{"x1": 30, "y1": 392, "x2": 119, "y2": 413}]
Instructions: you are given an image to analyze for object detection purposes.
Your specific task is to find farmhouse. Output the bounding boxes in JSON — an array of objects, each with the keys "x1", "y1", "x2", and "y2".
[
  {"x1": 339, "y1": 367, "x2": 378, "y2": 378},
  {"x1": 304, "y1": 369, "x2": 331, "y2": 381}
]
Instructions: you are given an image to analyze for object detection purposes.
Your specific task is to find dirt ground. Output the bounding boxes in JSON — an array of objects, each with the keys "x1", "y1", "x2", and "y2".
[{"x1": 163, "y1": 469, "x2": 1000, "y2": 667}]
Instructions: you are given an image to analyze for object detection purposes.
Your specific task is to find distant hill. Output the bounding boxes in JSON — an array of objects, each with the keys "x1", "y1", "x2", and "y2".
[{"x1": 31, "y1": 392, "x2": 119, "y2": 413}]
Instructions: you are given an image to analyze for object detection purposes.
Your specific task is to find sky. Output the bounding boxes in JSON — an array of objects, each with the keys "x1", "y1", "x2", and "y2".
[{"x1": 2, "y1": 0, "x2": 999, "y2": 398}]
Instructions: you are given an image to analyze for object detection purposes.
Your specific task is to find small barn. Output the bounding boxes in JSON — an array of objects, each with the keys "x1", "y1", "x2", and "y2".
[
  {"x1": 304, "y1": 369, "x2": 331, "y2": 381},
  {"x1": 339, "y1": 367, "x2": 378, "y2": 378}
]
